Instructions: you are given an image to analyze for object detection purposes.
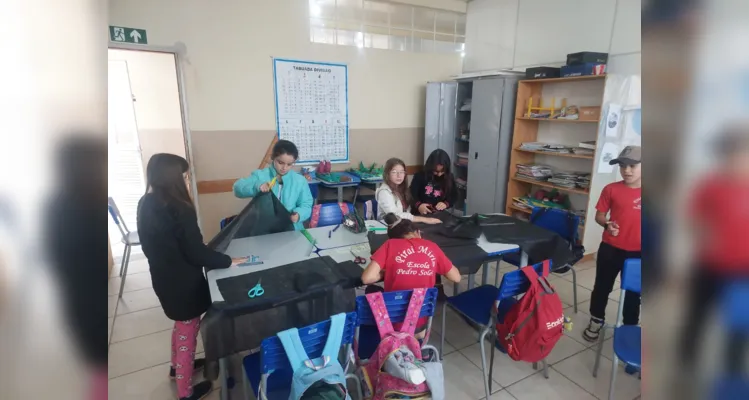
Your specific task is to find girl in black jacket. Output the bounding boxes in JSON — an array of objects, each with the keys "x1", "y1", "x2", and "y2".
[
  {"x1": 410, "y1": 149, "x2": 458, "y2": 215},
  {"x1": 137, "y1": 154, "x2": 246, "y2": 400}
]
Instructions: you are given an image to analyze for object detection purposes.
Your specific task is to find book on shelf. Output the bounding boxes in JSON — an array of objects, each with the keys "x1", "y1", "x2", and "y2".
[{"x1": 578, "y1": 140, "x2": 596, "y2": 150}]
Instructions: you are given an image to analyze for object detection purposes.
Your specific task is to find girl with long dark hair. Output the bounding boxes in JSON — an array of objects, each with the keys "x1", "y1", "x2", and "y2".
[
  {"x1": 410, "y1": 149, "x2": 457, "y2": 215},
  {"x1": 375, "y1": 157, "x2": 441, "y2": 224},
  {"x1": 137, "y1": 153, "x2": 247, "y2": 400}
]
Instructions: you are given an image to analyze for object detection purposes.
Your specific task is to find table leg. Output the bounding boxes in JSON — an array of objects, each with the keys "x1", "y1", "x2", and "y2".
[
  {"x1": 219, "y1": 357, "x2": 230, "y2": 400},
  {"x1": 352, "y1": 186, "x2": 360, "y2": 204},
  {"x1": 520, "y1": 251, "x2": 528, "y2": 267},
  {"x1": 467, "y1": 273, "x2": 475, "y2": 291},
  {"x1": 481, "y1": 263, "x2": 489, "y2": 286}
]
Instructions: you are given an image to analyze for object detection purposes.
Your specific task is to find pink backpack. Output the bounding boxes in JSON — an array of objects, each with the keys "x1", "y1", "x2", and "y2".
[{"x1": 357, "y1": 288, "x2": 431, "y2": 399}]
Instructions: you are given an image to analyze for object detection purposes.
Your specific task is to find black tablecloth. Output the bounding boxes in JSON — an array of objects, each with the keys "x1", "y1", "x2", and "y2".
[
  {"x1": 479, "y1": 214, "x2": 575, "y2": 267},
  {"x1": 200, "y1": 256, "x2": 362, "y2": 380}
]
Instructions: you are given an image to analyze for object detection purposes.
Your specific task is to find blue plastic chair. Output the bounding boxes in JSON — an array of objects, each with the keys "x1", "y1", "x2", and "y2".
[
  {"x1": 505, "y1": 207, "x2": 581, "y2": 313},
  {"x1": 108, "y1": 197, "x2": 141, "y2": 298},
  {"x1": 219, "y1": 215, "x2": 237, "y2": 231},
  {"x1": 354, "y1": 288, "x2": 440, "y2": 364},
  {"x1": 442, "y1": 261, "x2": 551, "y2": 399},
  {"x1": 311, "y1": 202, "x2": 355, "y2": 228},
  {"x1": 592, "y1": 258, "x2": 641, "y2": 400},
  {"x1": 242, "y1": 312, "x2": 360, "y2": 400}
]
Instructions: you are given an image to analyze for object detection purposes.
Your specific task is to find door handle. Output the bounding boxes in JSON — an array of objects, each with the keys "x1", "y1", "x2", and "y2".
[{"x1": 474, "y1": 152, "x2": 478, "y2": 160}]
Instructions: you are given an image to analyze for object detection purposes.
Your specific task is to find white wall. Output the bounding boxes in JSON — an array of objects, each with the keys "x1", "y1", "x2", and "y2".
[{"x1": 463, "y1": 0, "x2": 641, "y2": 74}]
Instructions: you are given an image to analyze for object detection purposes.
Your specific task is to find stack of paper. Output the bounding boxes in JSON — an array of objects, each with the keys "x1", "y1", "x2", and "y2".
[
  {"x1": 548, "y1": 171, "x2": 591, "y2": 190},
  {"x1": 516, "y1": 164, "x2": 553, "y2": 181},
  {"x1": 578, "y1": 140, "x2": 596, "y2": 150},
  {"x1": 519, "y1": 142, "x2": 573, "y2": 154},
  {"x1": 572, "y1": 147, "x2": 595, "y2": 156}
]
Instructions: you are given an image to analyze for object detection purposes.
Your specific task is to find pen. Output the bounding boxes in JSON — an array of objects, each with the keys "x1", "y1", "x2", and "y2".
[{"x1": 329, "y1": 224, "x2": 340, "y2": 238}]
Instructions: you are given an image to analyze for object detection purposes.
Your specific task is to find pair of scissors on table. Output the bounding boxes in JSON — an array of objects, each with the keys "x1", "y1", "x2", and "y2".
[
  {"x1": 247, "y1": 278, "x2": 265, "y2": 298},
  {"x1": 350, "y1": 251, "x2": 367, "y2": 265}
]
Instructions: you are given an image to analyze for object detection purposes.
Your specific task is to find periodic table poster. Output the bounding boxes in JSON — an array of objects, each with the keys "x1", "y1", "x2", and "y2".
[{"x1": 273, "y1": 58, "x2": 349, "y2": 164}]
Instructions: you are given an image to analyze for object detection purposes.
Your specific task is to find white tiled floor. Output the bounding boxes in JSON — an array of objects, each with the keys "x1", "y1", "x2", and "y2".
[{"x1": 108, "y1": 258, "x2": 640, "y2": 399}]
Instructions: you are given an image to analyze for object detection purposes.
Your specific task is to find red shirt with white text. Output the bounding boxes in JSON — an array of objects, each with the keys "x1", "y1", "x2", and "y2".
[
  {"x1": 371, "y1": 238, "x2": 452, "y2": 292},
  {"x1": 596, "y1": 181, "x2": 641, "y2": 251}
]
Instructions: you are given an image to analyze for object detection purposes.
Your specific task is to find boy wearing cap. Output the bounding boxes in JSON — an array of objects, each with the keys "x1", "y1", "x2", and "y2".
[{"x1": 583, "y1": 145, "x2": 642, "y2": 342}]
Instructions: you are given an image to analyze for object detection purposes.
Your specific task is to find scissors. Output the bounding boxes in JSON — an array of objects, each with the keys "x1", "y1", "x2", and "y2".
[
  {"x1": 247, "y1": 278, "x2": 265, "y2": 298},
  {"x1": 350, "y1": 251, "x2": 366, "y2": 265}
]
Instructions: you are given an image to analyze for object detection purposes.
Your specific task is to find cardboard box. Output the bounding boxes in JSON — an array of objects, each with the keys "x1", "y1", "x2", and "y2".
[
  {"x1": 561, "y1": 63, "x2": 606, "y2": 77},
  {"x1": 566, "y1": 52, "x2": 609, "y2": 65},
  {"x1": 579, "y1": 106, "x2": 601, "y2": 121},
  {"x1": 525, "y1": 66, "x2": 561, "y2": 79}
]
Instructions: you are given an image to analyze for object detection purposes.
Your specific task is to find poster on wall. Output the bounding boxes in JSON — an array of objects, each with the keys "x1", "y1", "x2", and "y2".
[
  {"x1": 273, "y1": 58, "x2": 349, "y2": 164},
  {"x1": 605, "y1": 104, "x2": 622, "y2": 138},
  {"x1": 625, "y1": 108, "x2": 642, "y2": 141},
  {"x1": 597, "y1": 142, "x2": 619, "y2": 174}
]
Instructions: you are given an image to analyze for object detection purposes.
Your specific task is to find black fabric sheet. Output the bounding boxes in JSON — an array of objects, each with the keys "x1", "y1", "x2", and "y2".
[
  {"x1": 366, "y1": 231, "x2": 486, "y2": 275},
  {"x1": 207, "y1": 192, "x2": 294, "y2": 254},
  {"x1": 432, "y1": 212, "x2": 483, "y2": 240},
  {"x1": 478, "y1": 214, "x2": 575, "y2": 268}
]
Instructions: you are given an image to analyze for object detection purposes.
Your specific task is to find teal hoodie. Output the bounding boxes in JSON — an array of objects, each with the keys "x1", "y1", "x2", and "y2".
[{"x1": 233, "y1": 167, "x2": 313, "y2": 231}]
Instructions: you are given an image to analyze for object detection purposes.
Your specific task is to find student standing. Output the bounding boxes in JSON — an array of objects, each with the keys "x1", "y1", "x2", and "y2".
[
  {"x1": 137, "y1": 154, "x2": 248, "y2": 400},
  {"x1": 410, "y1": 149, "x2": 458, "y2": 215},
  {"x1": 583, "y1": 146, "x2": 642, "y2": 342},
  {"x1": 375, "y1": 157, "x2": 441, "y2": 224},
  {"x1": 233, "y1": 139, "x2": 313, "y2": 230}
]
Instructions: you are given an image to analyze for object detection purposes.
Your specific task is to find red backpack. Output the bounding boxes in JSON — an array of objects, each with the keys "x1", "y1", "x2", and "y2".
[{"x1": 496, "y1": 260, "x2": 565, "y2": 363}]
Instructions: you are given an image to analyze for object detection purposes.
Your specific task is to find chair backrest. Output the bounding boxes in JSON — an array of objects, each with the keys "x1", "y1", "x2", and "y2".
[
  {"x1": 260, "y1": 312, "x2": 357, "y2": 374},
  {"x1": 530, "y1": 207, "x2": 580, "y2": 242},
  {"x1": 722, "y1": 282, "x2": 749, "y2": 332},
  {"x1": 219, "y1": 215, "x2": 237, "y2": 230},
  {"x1": 107, "y1": 196, "x2": 130, "y2": 238},
  {"x1": 620, "y1": 258, "x2": 641, "y2": 294},
  {"x1": 311, "y1": 202, "x2": 355, "y2": 228},
  {"x1": 496, "y1": 260, "x2": 550, "y2": 303},
  {"x1": 355, "y1": 288, "x2": 439, "y2": 327}
]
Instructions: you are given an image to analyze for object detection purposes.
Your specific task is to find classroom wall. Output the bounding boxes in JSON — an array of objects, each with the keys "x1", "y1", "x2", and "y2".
[
  {"x1": 463, "y1": 0, "x2": 641, "y2": 75},
  {"x1": 109, "y1": 0, "x2": 463, "y2": 238}
]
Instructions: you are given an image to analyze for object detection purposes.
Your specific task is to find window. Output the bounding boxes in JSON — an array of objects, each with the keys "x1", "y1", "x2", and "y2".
[{"x1": 309, "y1": 0, "x2": 466, "y2": 55}]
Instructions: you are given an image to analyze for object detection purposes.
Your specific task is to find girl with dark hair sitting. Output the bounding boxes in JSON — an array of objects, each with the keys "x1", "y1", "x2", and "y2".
[{"x1": 410, "y1": 149, "x2": 457, "y2": 215}]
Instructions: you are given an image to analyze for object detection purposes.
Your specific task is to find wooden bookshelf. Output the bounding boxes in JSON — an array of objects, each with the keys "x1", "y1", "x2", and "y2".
[{"x1": 505, "y1": 75, "x2": 606, "y2": 243}]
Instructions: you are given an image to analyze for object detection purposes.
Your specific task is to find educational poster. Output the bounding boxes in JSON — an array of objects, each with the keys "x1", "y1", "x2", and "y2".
[
  {"x1": 597, "y1": 142, "x2": 619, "y2": 173},
  {"x1": 625, "y1": 108, "x2": 642, "y2": 141},
  {"x1": 273, "y1": 58, "x2": 349, "y2": 164},
  {"x1": 605, "y1": 104, "x2": 622, "y2": 138}
]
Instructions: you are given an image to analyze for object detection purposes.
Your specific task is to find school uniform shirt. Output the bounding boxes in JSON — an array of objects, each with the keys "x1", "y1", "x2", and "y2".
[
  {"x1": 375, "y1": 183, "x2": 413, "y2": 221},
  {"x1": 137, "y1": 194, "x2": 232, "y2": 321},
  {"x1": 233, "y1": 166, "x2": 313, "y2": 230},
  {"x1": 689, "y1": 174, "x2": 749, "y2": 274},
  {"x1": 409, "y1": 172, "x2": 458, "y2": 211},
  {"x1": 595, "y1": 181, "x2": 642, "y2": 252},
  {"x1": 370, "y1": 238, "x2": 452, "y2": 292}
]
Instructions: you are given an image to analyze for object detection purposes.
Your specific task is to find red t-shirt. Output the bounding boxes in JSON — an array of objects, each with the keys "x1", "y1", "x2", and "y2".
[
  {"x1": 371, "y1": 238, "x2": 453, "y2": 292},
  {"x1": 689, "y1": 175, "x2": 749, "y2": 274},
  {"x1": 596, "y1": 181, "x2": 642, "y2": 251}
]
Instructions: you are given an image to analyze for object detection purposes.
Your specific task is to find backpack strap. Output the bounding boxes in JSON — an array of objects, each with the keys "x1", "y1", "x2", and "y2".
[
  {"x1": 399, "y1": 288, "x2": 427, "y2": 335},
  {"x1": 277, "y1": 328, "x2": 308, "y2": 372},
  {"x1": 321, "y1": 313, "x2": 347, "y2": 360},
  {"x1": 365, "y1": 292, "x2": 394, "y2": 338}
]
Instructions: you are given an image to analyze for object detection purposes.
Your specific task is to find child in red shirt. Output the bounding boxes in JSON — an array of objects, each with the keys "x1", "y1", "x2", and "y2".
[
  {"x1": 583, "y1": 146, "x2": 642, "y2": 343},
  {"x1": 361, "y1": 213, "x2": 461, "y2": 336}
]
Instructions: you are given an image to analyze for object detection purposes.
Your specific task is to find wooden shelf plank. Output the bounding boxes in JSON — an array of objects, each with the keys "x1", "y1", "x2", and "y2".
[
  {"x1": 516, "y1": 117, "x2": 599, "y2": 123},
  {"x1": 508, "y1": 205, "x2": 532, "y2": 214},
  {"x1": 519, "y1": 75, "x2": 607, "y2": 84},
  {"x1": 511, "y1": 176, "x2": 590, "y2": 196},
  {"x1": 514, "y1": 148, "x2": 594, "y2": 159}
]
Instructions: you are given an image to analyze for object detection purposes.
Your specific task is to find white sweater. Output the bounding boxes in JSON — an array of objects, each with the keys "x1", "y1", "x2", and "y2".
[{"x1": 375, "y1": 183, "x2": 413, "y2": 221}]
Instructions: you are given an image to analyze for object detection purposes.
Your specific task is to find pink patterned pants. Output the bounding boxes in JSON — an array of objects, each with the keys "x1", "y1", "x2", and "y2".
[{"x1": 172, "y1": 318, "x2": 201, "y2": 398}]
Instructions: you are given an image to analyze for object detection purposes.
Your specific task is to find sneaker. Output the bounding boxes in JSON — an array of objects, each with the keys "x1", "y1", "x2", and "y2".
[
  {"x1": 179, "y1": 381, "x2": 212, "y2": 400},
  {"x1": 170, "y1": 358, "x2": 206, "y2": 380},
  {"x1": 582, "y1": 317, "x2": 604, "y2": 342}
]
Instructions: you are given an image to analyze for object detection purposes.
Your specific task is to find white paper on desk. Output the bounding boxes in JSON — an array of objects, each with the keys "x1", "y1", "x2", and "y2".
[
  {"x1": 597, "y1": 143, "x2": 619, "y2": 173},
  {"x1": 605, "y1": 104, "x2": 622, "y2": 138}
]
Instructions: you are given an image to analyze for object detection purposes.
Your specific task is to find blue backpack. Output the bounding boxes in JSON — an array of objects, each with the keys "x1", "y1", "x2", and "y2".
[{"x1": 277, "y1": 313, "x2": 351, "y2": 400}]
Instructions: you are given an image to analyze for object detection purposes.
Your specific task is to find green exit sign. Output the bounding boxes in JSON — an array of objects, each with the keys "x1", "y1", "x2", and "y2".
[{"x1": 109, "y1": 26, "x2": 148, "y2": 44}]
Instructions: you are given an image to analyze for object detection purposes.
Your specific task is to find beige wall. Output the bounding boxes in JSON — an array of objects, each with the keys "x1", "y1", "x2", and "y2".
[
  {"x1": 109, "y1": 0, "x2": 463, "y2": 234},
  {"x1": 107, "y1": 49, "x2": 186, "y2": 169}
]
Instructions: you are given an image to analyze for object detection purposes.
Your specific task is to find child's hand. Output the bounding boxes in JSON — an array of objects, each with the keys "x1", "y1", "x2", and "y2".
[
  {"x1": 290, "y1": 212, "x2": 299, "y2": 223},
  {"x1": 606, "y1": 221, "x2": 620, "y2": 236},
  {"x1": 231, "y1": 257, "x2": 250, "y2": 266},
  {"x1": 418, "y1": 204, "x2": 433, "y2": 215},
  {"x1": 424, "y1": 217, "x2": 442, "y2": 225},
  {"x1": 259, "y1": 182, "x2": 270, "y2": 193},
  {"x1": 435, "y1": 202, "x2": 448, "y2": 211}
]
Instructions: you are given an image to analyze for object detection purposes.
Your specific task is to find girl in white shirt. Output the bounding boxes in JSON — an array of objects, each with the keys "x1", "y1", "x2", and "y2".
[{"x1": 375, "y1": 158, "x2": 441, "y2": 224}]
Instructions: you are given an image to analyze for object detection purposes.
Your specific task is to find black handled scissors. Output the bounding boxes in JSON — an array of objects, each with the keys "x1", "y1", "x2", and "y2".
[{"x1": 350, "y1": 250, "x2": 366, "y2": 265}]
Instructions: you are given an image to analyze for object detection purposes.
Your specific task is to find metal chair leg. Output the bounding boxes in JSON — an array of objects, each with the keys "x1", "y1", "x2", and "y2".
[
  {"x1": 571, "y1": 267, "x2": 578, "y2": 313},
  {"x1": 440, "y1": 302, "x2": 447, "y2": 360},
  {"x1": 608, "y1": 354, "x2": 618, "y2": 400},
  {"x1": 478, "y1": 328, "x2": 491, "y2": 400},
  {"x1": 542, "y1": 358, "x2": 549, "y2": 379},
  {"x1": 118, "y1": 245, "x2": 131, "y2": 299},
  {"x1": 592, "y1": 326, "x2": 606, "y2": 377},
  {"x1": 488, "y1": 329, "x2": 496, "y2": 393},
  {"x1": 118, "y1": 245, "x2": 128, "y2": 276}
]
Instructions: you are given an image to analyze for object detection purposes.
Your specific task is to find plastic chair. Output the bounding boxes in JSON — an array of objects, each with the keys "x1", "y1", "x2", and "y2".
[
  {"x1": 219, "y1": 215, "x2": 237, "y2": 230},
  {"x1": 108, "y1": 197, "x2": 141, "y2": 298},
  {"x1": 242, "y1": 312, "x2": 360, "y2": 400},
  {"x1": 442, "y1": 261, "x2": 550, "y2": 399},
  {"x1": 310, "y1": 202, "x2": 355, "y2": 228},
  {"x1": 592, "y1": 258, "x2": 641, "y2": 400},
  {"x1": 354, "y1": 288, "x2": 440, "y2": 364},
  {"x1": 505, "y1": 207, "x2": 581, "y2": 313}
]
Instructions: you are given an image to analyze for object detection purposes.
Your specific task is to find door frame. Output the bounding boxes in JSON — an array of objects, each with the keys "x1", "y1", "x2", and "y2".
[{"x1": 107, "y1": 43, "x2": 203, "y2": 230}]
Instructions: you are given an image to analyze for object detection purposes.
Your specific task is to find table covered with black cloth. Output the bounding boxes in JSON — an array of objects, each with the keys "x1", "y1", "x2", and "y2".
[
  {"x1": 200, "y1": 256, "x2": 362, "y2": 380},
  {"x1": 478, "y1": 214, "x2": 575, "y2": 268}
]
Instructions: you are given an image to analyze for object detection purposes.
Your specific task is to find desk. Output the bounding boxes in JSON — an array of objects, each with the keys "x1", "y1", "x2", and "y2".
[
  {"x1": 307, "y1": 221, "x2": 386, "y2": 251},
  {"x1": 317, "y1": 172, "x2": 361, "y2": 203},
  {"x1": 223, "y1": 230, "x2": 314, "y2": 259},
  {"x1": 317, "y1": 243, "x2": 371, "y2": 265}
]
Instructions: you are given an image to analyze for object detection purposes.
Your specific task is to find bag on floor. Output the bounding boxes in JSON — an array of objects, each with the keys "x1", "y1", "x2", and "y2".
[
  {"x1": 495, "y1": 260, "x2": 565, "y2": 363},
  {"x1": 277, "y1": 313, "x2": 351, "y2": 400},
  {"x1": 357, "y1": 288, "x2": 434, "y2": 400}
]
